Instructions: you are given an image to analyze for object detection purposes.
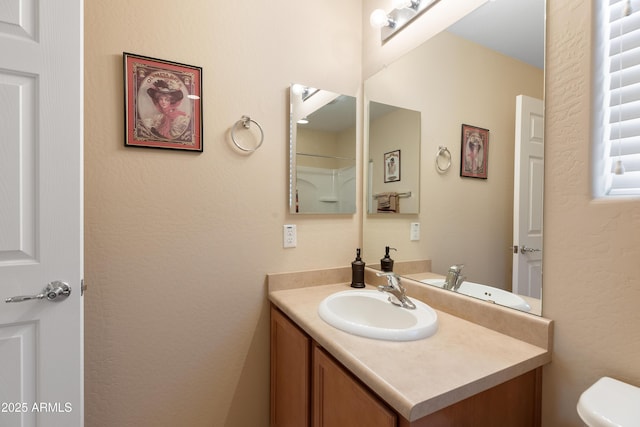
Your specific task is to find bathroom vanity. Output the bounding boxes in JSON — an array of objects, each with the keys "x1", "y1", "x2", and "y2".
[{"x1": 268, "y1": 267, "x2": 553, "y2": 426}]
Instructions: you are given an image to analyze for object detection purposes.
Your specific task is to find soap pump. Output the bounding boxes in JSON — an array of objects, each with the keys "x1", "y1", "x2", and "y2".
[
  {"x1": 350, "y1": 248, "x2": 365, "y2": 288},
  {"x1": 380, "y1": 246, "x2": 396, "y2": 272}
]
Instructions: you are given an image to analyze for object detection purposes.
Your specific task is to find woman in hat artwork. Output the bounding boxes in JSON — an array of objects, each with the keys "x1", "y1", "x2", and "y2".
[
  {"x1": 142, "y1": 78, "x2": 191, "y2": 141},
  {"x1": 464, "y1": 131, "x2": 485, "y2": 175}
]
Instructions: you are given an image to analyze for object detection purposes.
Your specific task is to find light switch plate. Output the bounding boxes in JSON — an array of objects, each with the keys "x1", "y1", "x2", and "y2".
[
  {"x1": 283, "y1": 224, "x2": 297, "y2": 248},
  {"x1": 410, "y1": 222, "x2": 420, "y2": 241}
]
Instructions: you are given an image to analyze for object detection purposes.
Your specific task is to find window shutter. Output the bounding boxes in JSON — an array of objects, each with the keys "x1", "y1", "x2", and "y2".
[{"x1": 598, "y1": 0, "x2": 640, "y2": 196}]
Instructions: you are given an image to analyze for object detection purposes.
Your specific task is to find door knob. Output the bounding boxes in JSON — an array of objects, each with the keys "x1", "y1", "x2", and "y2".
[
  {"x1": 5, "y1": 281, "x2": 71, "y2": 303},
  {"x1": 520, "y1": 246, "x2": 541, "y2": 254}
]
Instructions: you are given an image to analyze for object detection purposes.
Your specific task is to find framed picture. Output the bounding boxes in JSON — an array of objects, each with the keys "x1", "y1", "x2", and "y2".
[
  {"x1": 384, "y1": 150, "x2": 401, "y2": 183},
  {"x1": 460, "y1": 124, "x2": 489, "y2": 179},
  {"x1": 124, "y1": 52, "x2": 203, "y2": 151}
]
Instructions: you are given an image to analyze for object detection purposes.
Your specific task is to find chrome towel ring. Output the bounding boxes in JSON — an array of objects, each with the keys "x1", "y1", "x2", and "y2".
[
  {"x1": 231, "y1": 115, "x2": 264, "y2": 153},
  {"x1": 436, "y1": 146, "x2": 451, "y2": 172}
]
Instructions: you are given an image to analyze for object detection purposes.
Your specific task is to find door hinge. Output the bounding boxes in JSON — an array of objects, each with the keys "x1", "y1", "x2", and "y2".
[{"x1": 81, "y1": 279, "x2": 87, "y2": 296}]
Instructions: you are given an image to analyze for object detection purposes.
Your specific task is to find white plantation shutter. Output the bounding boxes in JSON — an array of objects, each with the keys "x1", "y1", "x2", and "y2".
[{"x1": 595, "y1": 0, "x2": 640, "y2": 196}]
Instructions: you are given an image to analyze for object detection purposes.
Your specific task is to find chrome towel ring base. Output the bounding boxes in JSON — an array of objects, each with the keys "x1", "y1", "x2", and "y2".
[
  {"x1": 231, "y1": 115, "x2": 264, "y2": 153},
  {"x1": 436, "y1": 146, "x2": 451, "y2": 172}
]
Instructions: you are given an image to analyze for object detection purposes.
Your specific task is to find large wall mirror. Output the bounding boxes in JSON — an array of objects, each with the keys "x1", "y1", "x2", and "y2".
[
  {"x1": 367, "y1": 102, "x2": 421, "y2": 214},
  {"x1": 363, "y1": 0, "x2": 545, "y2": 315},
  {"x1": 290, "y1": 84, "x2": 357, "y2": 214}
]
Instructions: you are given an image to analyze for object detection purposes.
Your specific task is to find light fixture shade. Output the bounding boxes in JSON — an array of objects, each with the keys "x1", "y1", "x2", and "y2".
[
  {"x1": 392, "y1": 0, "x2": 413, "y2": 8},
  {"x1": 291, "y1": 84, "x2": 305, "y2": 96},
  {"x1": 370, "y1": 9, "x2": 390, "y2": 28}
]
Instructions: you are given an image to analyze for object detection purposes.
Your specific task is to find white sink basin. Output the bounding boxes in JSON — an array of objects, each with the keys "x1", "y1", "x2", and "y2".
[
  {"x1": 421, "y1": 279, "x2": 531, "y2": 312},
  {"x1": 318, "y1": 289, "x2": 438, "y2": 341}
]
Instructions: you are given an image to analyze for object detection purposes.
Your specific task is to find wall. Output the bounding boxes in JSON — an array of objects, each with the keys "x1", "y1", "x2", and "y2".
[
  {"x1": 542, "y1": 0, "x2": 640, "y2": 425},
  {"x1": 363, "y1": 30, "x2": 543, "y2": 289},
  {"x1": 297, "y1": 127, "x2": 354, "y2": 169},
  {"x1": 84, "y1": 1, "x2": 361, "y2": 426}
]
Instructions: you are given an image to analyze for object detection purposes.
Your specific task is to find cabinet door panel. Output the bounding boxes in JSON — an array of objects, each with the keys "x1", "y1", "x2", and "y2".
[
  {"x1": 313, "y1": 345, "x2": 396, "y2": 427},
  {"x1": 271, "y1": 306, "x2": 311, "y2": 427}
]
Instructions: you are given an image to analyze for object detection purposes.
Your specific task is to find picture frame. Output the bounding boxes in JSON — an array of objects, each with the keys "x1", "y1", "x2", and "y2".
[
  {"x1": 460, "y1": 124, "x2": 489, "y2": 179},
  {"x1": 384, "y1": 150, "x2": 401, "y2": 183},
  {"x1": 124, "y1": 52, "x2": 203, "y2": 151}
]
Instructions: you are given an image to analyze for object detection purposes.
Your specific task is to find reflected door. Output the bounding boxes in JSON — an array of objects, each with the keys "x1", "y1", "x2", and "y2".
[
  {"x1": 0, "y1": 1, "x2": 84, "y2": 425},
  {"x1": 513, "y1": 95, "x2": 544, "y2": 298}
]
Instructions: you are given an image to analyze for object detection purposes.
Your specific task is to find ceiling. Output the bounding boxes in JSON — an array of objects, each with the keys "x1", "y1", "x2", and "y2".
[{"x1": 448, "y1": 0, "x2": 545, "y2": 70}]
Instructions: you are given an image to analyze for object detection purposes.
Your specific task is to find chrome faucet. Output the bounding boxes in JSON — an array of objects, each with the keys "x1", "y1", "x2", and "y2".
[
  {"x1": 444, "y1": 264, "x2": 465, "y2": 291},
  {"x1": 376, "y1": 272, "x2": 416, "y2": 309}
]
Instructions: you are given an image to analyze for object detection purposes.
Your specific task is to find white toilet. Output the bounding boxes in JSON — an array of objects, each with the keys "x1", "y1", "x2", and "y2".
[{"x1": 577, "y1": 377, "x2": 640, "y2": 426}]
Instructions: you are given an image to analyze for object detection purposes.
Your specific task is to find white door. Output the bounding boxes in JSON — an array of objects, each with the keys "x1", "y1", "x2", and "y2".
[
  {"x1": 0, "y1": 1, "x2": 83, "y2": 426},
  {"x1": 513, "y1": 95, "x2": 544, "y2": 298}
]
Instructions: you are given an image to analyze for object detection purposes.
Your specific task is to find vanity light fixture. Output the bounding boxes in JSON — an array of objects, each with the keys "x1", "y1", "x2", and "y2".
[
  {"x1": 292, "y1": 84, "x2": 318, "y2": 101},
  {"x1": 370, "y1": 0, "x2": 441, "y2": 43},
  {"x1": 393, "y1": 0, "x2": 420, "y2": 10},
  {"x1": 370, "y1": 9, "x2": 396, "y2": 30},
  {"x1": 297, "y1": 117, "x2": 309, "y2": 124}
]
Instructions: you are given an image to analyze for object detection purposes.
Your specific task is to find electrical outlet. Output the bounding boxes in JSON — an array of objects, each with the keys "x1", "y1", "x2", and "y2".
[
  {"x1": 283, "y1": 224, "x2": 297, "y2": 248},
  {"x1": 410, "y1": 222, "x2": 420, "y2": 241}
]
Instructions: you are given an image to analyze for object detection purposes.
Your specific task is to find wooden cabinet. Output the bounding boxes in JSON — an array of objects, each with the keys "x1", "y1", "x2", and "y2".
[
  {"x1": 270, "y1": 306, "x2": 311, "y2": 427},
  {"x1": 270, "y1": 306, "x2": 394, "y2": 427},
  {"x1": 313, "y1": 344, "x2": 396, "y2": 427},
  {"x1": 270, "y1": 305, "x2": 542, "y2": 427},
  {"x1": 398, "y1": 369, "x2": 542, "y2": 427}
]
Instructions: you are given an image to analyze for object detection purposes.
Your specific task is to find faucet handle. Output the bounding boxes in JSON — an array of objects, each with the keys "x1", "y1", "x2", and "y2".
[
  {"x1": 376, "y1": 271, "x2": 402, "y2": 290},
  {"x1": 376, "y1": 271, "x2": 399, "y2": 278},
  {"x1": 449, "y1": 264, "x2": 464, "y2": 272},
  {"x1": 376, "y1": 271, "x2": 400, "y2": 284}
]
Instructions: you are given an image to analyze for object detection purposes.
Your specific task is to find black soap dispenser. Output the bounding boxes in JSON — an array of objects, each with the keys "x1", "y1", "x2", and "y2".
[
  {"x1": 350, "y1": 248, "x2": 365, "y2": 288},
  {"x1": 380, "y1": 246, "x2": 396, "y2": 272}
]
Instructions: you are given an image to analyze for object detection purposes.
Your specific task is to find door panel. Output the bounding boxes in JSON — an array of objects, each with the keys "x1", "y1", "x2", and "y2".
[
  {"x1": 0, "y1": 1, "x2": 83, "y2": 426},
  {"x1": 513, "y1": 95, "x2": 544, "y2": 299},
  {"x1": 0, "y1": 323, "x2": 37, "y2": 426},
  {"x1": 313, "y1": 345, "x2": 396, "y2": 427},
  {"x1": 0, "y1": 72, "x2": 37, "y2": 263}
]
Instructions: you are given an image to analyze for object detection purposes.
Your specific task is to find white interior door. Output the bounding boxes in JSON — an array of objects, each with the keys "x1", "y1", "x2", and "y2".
[
  {"x1": 0, "y1": 1, "x2": 83, "y2": 426},
  {"x1": 513, "y1": 95, "x2": 544, "y2": 298}
]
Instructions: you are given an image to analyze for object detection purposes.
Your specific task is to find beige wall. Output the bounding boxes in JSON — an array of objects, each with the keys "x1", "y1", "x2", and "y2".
[
  {"x1": 542, "y1": 1, "x2": 640, "y2": 425},
  {"x1": 84, "y1": 1, "x2": 640, "y2": 426},
  {"x1": 363, "y1": 30, "x2": 543, "y2": 289},
  {"x1": 84, "y1": 1, "x2": 361, "y2": 426},
  {"x1": 297, "y1": 127, "x2": 355, "y2": 169}
]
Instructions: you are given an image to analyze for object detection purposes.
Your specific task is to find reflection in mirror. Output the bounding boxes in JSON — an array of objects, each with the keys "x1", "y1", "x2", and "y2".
[
  {"x1": 290, "y1": 84, "x2": 357, "y2": 214},
  {"x1": 363, "y1": 0, "x2": 545, "y2": 315},
  {"x1": 367, "y1": 102, "x2": 421, "y2": 214}
]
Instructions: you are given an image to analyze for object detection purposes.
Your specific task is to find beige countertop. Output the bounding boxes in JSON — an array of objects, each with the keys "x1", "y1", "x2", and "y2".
[{"x1": 267, "y1": 267, "x2": 552, "y2": 421}]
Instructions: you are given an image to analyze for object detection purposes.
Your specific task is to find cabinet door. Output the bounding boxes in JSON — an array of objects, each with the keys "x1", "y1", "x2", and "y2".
[
  {"x1": 271, "y1": 306, "x2": 311, "y2": 427},
  {"x1": 313, "y1": 344, "x2": 397, "y2": 427}
]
